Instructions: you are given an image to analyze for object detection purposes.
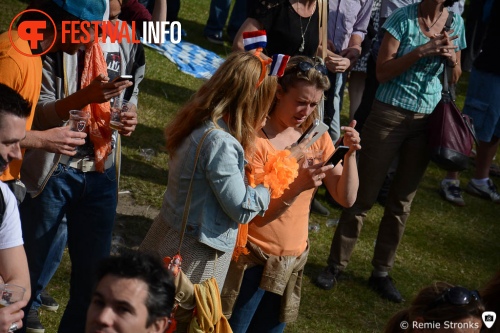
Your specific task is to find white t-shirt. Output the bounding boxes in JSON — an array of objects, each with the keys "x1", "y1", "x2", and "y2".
[{"x1": 0, "y1": 181, "x2": 23, "y2": 250}]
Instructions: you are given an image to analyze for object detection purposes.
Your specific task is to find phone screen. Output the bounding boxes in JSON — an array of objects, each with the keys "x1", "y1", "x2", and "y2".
[{"x1": 325, "y1": 146, "x2": 349, "y2": 166}]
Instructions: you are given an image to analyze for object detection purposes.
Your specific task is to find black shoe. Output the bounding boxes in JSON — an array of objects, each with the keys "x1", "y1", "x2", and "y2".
[
  {"x1": 205, "y1": 34, "x2": 224, "y2": 45},
  {"x1": 316, "y1": 265, "x2": 341, "y2": 290},
  {"x1": 311, "y1": 198, "x2": 330, "y2": 216},
  {"x1": 26, "y1": 309, "x2": 45, "y2": 333},
  {"x1": 40, "y1": 290, "x2": 59, "y2": 312},
  {"x1": 368, "y1": 274, "x2": 404, "y2": 303}
]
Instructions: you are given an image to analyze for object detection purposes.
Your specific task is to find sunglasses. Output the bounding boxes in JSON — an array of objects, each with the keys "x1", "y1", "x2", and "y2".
[
  {"x1": 427, "y1": 286, "x2": 480, "y2": 311},
  {"x1": 298, "y1": 61, "x2": 328, "y2": 76}
]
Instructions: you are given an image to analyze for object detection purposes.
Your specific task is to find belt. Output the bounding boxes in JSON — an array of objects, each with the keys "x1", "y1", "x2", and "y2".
[{"x1": 59, "y1": 155, "x2": 114, "y2": 172}]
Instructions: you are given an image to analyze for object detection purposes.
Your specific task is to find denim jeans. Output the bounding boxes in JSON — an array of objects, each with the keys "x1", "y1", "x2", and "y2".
[
  {"x1": 327, "y1": 101, "x2": 430, "y2": 273},
  {"x1": 228, "y1": 266, "x2": 286, "y2": 333},
  {"x1": 31, "y1": 217, "x2": 67, "y2": 311},
  {"x1": 324, "y1": 71, "x2": 347, "y2": 143},
  {"x1": 20, "y1": 163, "x2": 117, "y2": 333},
  {"x1": 203, "y1": 0, "x2": 247, "y2": 40}
]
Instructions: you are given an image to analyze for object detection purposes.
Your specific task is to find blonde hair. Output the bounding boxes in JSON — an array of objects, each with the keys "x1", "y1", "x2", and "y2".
[
  {"x1": 275, "y1": 55, "x2": 330, "y2": 130},
  {"x1": 165, "y1": 52, "x2": 277, "y2": 155}
]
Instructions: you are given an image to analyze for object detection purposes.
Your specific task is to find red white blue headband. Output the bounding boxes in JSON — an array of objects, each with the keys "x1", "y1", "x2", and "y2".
[{"x1": 242, "y1": 30, "x2": 290, "y2": 87}]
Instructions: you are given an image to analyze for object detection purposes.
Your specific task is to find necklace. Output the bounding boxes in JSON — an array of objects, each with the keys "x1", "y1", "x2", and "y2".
[
  {"x1": 419, "y1": 3, "x2": 443, "y2": 32},
  {"x1": 296, "y1": 0, "x2": 315, "y2": 52}
]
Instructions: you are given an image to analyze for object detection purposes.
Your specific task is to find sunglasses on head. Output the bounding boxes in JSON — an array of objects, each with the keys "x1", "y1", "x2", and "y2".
[
  {"x1": 298, "y1": 61, "x2": 328, "y2": 76},
  {"x1": 427, "y1": 286, "x2": 480, "y2": 311}
]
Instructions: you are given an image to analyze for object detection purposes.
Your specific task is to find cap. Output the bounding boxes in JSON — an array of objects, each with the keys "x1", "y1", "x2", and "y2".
[{"x1": 51, "y1": 0, "x2": 107, "y2": 22}]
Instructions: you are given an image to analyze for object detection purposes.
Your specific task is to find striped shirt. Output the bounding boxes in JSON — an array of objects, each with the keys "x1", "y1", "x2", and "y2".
[{"x1": 375, "y1": 3, "x2": 466, "y2": 114}]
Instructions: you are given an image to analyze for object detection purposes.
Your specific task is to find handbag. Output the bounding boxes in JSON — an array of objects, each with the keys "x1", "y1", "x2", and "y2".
[
  {"x1": 428, "y1": 64, "x2": 478, "y2": 171},
  {"x1": 163, "y1": 128, "x2": 223, "y2": 330}
]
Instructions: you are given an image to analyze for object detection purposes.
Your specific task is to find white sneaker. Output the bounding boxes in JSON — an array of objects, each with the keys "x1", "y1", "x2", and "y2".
[
  {"x1": 466, "y1": 179, "x2": 500, "y2": 204},
  {"x1": 440, "y1": 180, "x2": 465, "y2": 206}
]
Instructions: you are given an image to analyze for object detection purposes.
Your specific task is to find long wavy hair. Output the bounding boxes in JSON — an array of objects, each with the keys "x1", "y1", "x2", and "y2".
[
  {"x1": 274, "y1": 55, "x2": 330, "y2": 130},
  {"x1": 384, "y1": 282, "x2": 484, "y2": 333},
  {"x1": 165, "y1": 52, "x2": 277, "y2": 155}
]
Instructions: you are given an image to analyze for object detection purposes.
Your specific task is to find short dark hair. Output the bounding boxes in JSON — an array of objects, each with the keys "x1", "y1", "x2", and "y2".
[
  {"x1": 0, "y1": 83, "x2": 32, "y2": 125},
  {"x1": 94, "y1": 251, "x2": 175, "y2": 327}
]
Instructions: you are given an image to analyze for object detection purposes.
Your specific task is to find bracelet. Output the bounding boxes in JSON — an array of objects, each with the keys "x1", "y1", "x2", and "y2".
[
  {"x1": 447, "y1": 60, "x2": 458, "y2": 68},
  {"x1": 282, "y1": 199, "x2": 292, "y2": 207}
]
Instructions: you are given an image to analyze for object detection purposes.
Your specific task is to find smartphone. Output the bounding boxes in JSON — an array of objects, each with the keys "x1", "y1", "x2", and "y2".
[
  {"x1": 325, "y1": 146, "x2": 349, "y2": 166},
  {"x1": 111, "y1": 75, "x2": 133, "y2": 83},
  {"x1": 296, "y1": 120, "x2": 329, "y2": 149}
]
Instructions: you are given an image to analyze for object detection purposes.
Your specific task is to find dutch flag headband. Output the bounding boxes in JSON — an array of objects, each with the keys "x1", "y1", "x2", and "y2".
[{"x1": 243, "y1": 30, "x2": 290, "y2": 87}]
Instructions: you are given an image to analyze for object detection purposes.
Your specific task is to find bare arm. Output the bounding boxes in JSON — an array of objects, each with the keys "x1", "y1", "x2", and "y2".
[
  {"x1": 151, "y1": 0, "x2": 167, "y2": 22},
  {"x1": 323, "y1": 120, "x2": 361, "y2": 207},
  {"x1": 0, "y1": 246, "x2": 30, "y2": 302},
  {"x1": 232, "y1": 18, "x2": 263, "y2": 52}
]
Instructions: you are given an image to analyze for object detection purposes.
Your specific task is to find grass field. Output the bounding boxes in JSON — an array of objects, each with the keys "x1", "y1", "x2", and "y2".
[{"x1": 2, "y1": 1, "x2": 499, "y2": 332}]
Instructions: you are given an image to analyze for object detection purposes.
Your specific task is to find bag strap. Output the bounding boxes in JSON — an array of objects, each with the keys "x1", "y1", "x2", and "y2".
[
  {"x1": 317, "y1": 0, "x2": 328, "y2": 119},
  {"x1": 441, "y1": 12, "x2": 454, "y2": 93},
  {"x1": 176, "y1": 128, "x2": 216, "y2": 254}
]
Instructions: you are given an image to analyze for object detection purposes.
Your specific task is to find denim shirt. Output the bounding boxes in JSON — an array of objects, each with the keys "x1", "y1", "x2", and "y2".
[{"x1": 159, "y1": 120, "x2": 271, "y2": 252}]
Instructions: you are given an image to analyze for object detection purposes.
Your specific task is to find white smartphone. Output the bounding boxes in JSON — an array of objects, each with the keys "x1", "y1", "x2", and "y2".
[
  {"x1": 324, "y1": 146, "x2": 349, "y2": 166},
  {"x1": 296, "y1": 120, "x2": 329, "y2": 149},
  {"x1": 111, "y1": 75, "x2": 133, "y2": 83}
]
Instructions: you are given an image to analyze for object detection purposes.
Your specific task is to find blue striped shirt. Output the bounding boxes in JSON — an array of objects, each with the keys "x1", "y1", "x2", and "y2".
[{"x1": 375, "y1": 3, "x2": 466, "y2": 114}]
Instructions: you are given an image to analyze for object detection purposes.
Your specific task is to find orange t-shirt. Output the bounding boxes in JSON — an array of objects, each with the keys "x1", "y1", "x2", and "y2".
[
  {"x1": 248, "y1": 131, "x2": 335, "y2": 257},
  {"x1": 0, "y1": 30, "x2": 42, "y2": 181}
]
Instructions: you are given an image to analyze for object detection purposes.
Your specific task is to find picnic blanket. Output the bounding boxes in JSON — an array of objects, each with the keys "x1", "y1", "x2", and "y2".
[{"x1": 142, "y1": 37, "x2": 225, "y2": 80}]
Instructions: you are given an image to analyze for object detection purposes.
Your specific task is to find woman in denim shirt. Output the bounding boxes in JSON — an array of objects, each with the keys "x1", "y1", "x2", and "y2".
[{"x1": 140, "y1": 52, "x2": 277, "y2": 292}]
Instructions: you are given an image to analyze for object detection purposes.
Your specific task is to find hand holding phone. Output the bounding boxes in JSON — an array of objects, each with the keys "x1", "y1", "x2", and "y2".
[
  {"x1": 111, "y1": 75, "x2": 133, "y2": 83},
  {"x1": 296, "y1": 120, "x2": 329, "y2": 149},
  {"x1": 324, "y1": 146, "x2": 349, "y2": 166}
]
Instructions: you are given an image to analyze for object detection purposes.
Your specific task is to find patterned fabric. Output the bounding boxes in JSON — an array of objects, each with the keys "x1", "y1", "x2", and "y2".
[
  {"x1": 375, "y1": 3, "x2": 466, "y2": 114},
  {"x1": 141, "y1": 39, "x2": 224, "y2": 80},
  {"x1": 140, "y1": 214, "x2": 233, "y2": 290},
  {"x1": 352, "y1": 0, "x2": 381, "y2": 73}
]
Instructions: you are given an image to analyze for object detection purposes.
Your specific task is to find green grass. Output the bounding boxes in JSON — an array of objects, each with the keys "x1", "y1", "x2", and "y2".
[{"x1": 3, "y1": 1, "x2": 500, "y2": 332}]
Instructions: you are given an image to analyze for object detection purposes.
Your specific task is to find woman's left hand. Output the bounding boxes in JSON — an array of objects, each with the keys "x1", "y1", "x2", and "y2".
[{"x1": 341, "y1": 120, "x2": 361, "y2": 154}]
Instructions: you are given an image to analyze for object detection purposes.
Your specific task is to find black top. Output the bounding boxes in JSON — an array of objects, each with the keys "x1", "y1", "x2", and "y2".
[
  {"x1": 473, "y1": 0, "x2": 500, "y2": 75},
  {"x1": 250, "y1": 0, "x2": 320, "y2": 57}
]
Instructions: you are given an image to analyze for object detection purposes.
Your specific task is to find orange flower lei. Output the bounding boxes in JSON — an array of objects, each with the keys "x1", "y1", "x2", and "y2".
[
  {"x1": 233, "y1": 150, "x2": 299, "y2": 261},
  {"x1": 252, "y1": 150, "x2": 299, "y2": 199}
]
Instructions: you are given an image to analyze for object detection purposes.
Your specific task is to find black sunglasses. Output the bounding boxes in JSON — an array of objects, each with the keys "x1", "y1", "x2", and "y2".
[
  {"x1": 298, "y1": 61, "x2": 328, "y2": 76},
  {"x1": 427, "y1": 287, "x2": 480, "y2": 311}
]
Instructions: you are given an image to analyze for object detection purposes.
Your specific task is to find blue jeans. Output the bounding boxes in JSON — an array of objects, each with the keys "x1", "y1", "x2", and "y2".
[
  {"x1": 228, "y1": 266, "x2": 286, "y2": 333},
  {"x1": 20, "y1": 163, "x2": 117, "y2": 333},
  {"x1": 31, "y1": 217, "x2": 67, "y2": 311},
  {"x1": 324, "y1": 71, "x2": 347, "y2": 143},
  {"x1": 203, "y1": 0, "x2": 247, "y2": 40}
]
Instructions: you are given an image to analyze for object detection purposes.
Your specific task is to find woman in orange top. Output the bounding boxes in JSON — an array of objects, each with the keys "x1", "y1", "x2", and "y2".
[{"x1": 223, "y1": 55, "x2": 361, "y2": 333}]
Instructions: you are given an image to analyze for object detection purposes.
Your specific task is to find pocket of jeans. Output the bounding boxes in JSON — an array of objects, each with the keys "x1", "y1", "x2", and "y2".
[
  {"x1": 104, "y1": 165, "x2": 117, "y2": 182},
  {"x1": 52, "y1": 163, "x2": 66, "y2": 177}
]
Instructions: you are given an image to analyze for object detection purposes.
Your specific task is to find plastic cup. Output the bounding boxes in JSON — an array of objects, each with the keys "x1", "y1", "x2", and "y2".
[
  {"x1": 0, "y1": 284, "x2": 25, "y2": 307},
  {"x1": 110, "y1": 98, "x2": 133, "y2": 130},
  {"x1": 68, "y1": 110, "x2": 90, "y2": 133},
  {"x1": 303, "y1": 149, "x2": 324, "y2": 167}
]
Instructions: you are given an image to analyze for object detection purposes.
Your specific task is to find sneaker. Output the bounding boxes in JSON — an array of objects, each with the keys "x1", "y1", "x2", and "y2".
[
  {"x1": 205, "y1": 34, "x2": 224, "y2": 45},
  {"x1": 465, "y1": 179, "x2": 500, "y2": 204},
  {"x1": 26, "y1": 309, "x2": 45, "y2": 333},
  {"x1": 311, "y1": 198, "x2": 330, "y2": 216},
  {"x1": 368, "y1": 274, "x2": 404, "y2": 303},
  {"x1": 315, "y1": 264, "x2": 341, "y2": 290},
  {"x1": 440, "y1": 180, "x2": 465, "y2": 206},
  {"x1": 40, "y1": 290, "x2": 59, "y2": 312}
]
